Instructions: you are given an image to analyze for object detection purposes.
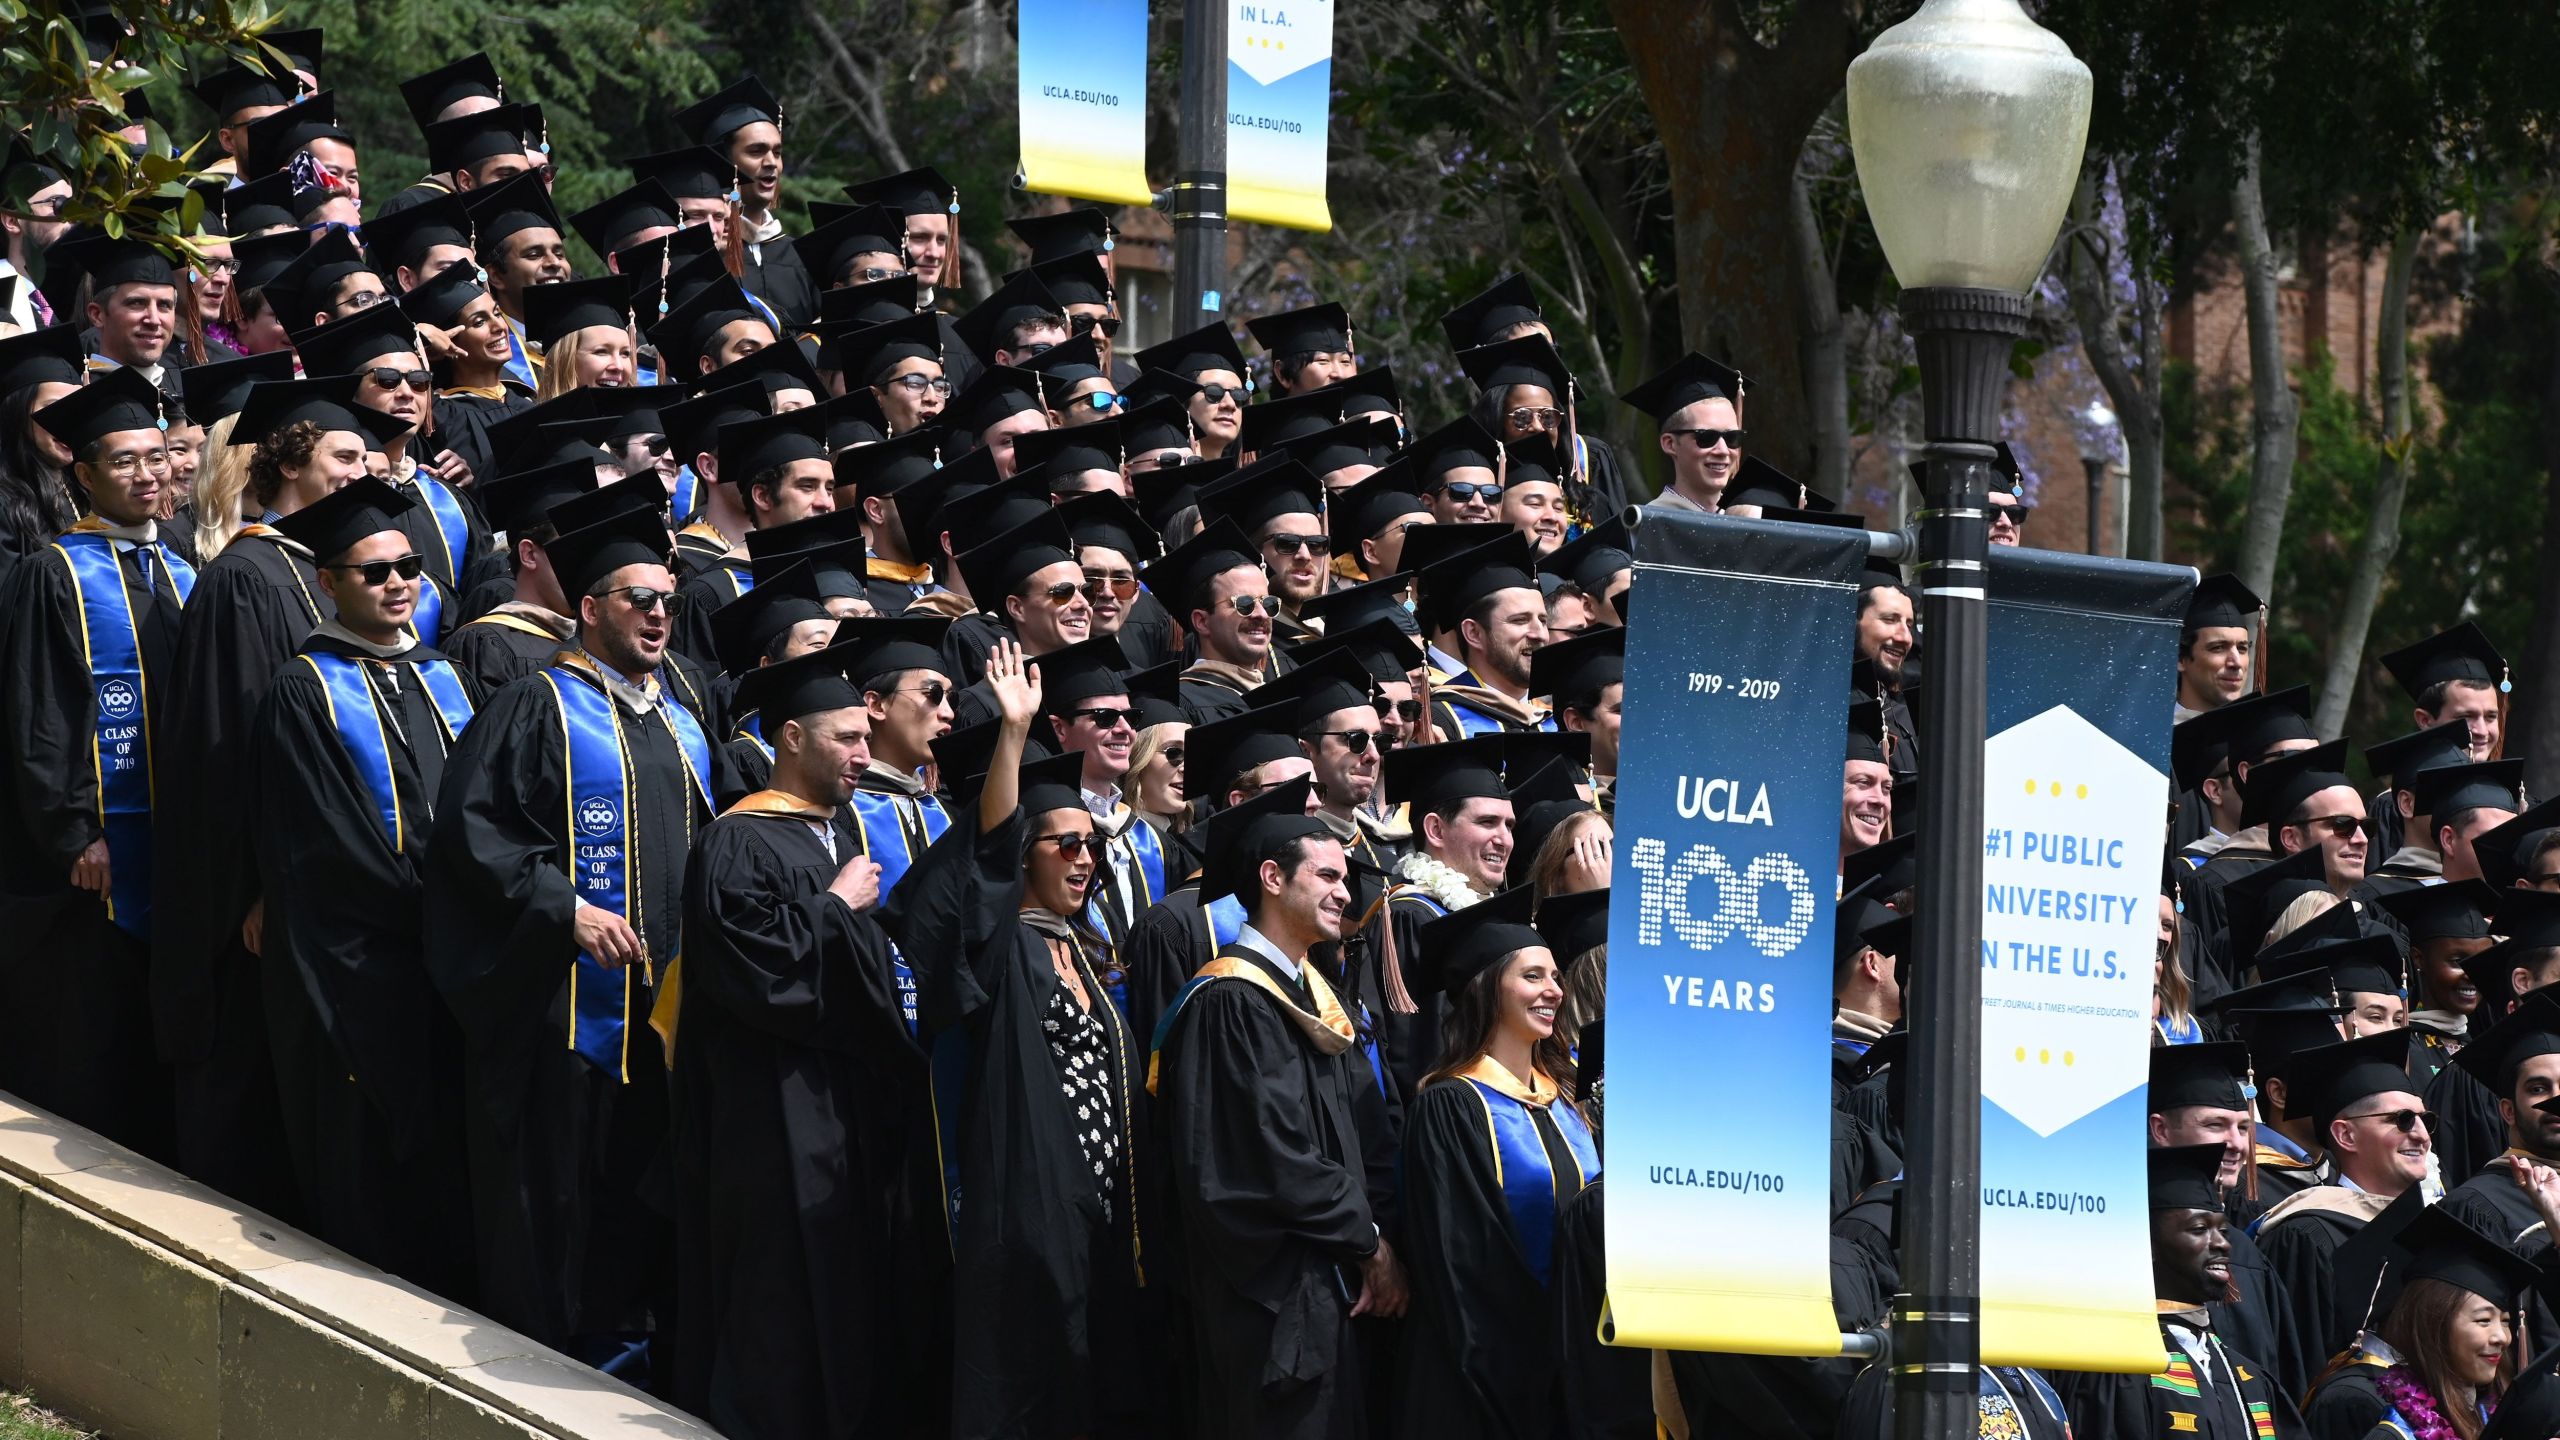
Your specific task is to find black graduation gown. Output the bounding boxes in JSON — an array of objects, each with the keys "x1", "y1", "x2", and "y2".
[
  {"x1": 442, "y1": 607, "x2": 576, "y2": 697},
  {"x1": 429, "y1": 386, "x2": 533, "y2": 494},
  {"x1": 934, "y1": 609, "x2": 1011, "y2": 692},
  {"x1": 2301, "y1": 1355, "x2": 2392, "y2": 1440},
  {"x1": 151, "y1": 528, "x2": 327, "y2": 1217},
  {"x1": 0, "y1": 533, "x2": 181, "y2": 1157},
  {"x1": 1380, "y1": 888, "x2": 1460, "y2": 1109},
  {"x1": 673, "y1": 554, "x2": 750, "y2": 666},
  {"x1": 391, "y1": 466, "x2": 497, "y2": 602},
  {"x1": 252, "y1": 635, "x2": 474, "y2": 1295},
  {"x1": 876, "y1": 804, "x2": 1151, "y2": 1440},
  {"x1": 2425, "y1": 1059, "x2": 2507, "y2": 1187},
  {"x1": 669, "y1": 801, "x2": 940, "y2": 1440},
  {"x1": 2256, "y1": 1197, "x2": 2377, "y2": 1376},
  {"x1": 1157, "y1": 943, "x2": 1379, "y2": 1440},
  {"x1": 2049, "y1": 1315, "x2": 2294, "y2": 1440},
  {"x1": 1179, "y1": 668, "x2": 1257, "y2": 725},
  {"x1": 1551, "y1": 1181, "x2": 1655, "y2": 1440},
  {"x1": 2221, "y1": 1219, "x2": 2313, "y2": 1404},
  {"x1": 1117, "y1": 590, "x2": 1180, "y2": 669},
  {"x1": 421, "y1": 662, "x2": 706, "y2": 1347},
  {"x1": 1396, "y1": 1073, "x2": 1594, "y2": 1439},
  {"x1": 2438, "y1": 1160, "x2": 2560, "y2": 1353},
  {"x1": 740, "y1": 233, "x2": 819, "y2": 333}
]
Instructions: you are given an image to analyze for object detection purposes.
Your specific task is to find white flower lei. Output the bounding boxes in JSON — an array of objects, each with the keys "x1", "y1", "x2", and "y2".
[{"x1": 1396, "y1": 850, "x2": 1488, "y2": 913}]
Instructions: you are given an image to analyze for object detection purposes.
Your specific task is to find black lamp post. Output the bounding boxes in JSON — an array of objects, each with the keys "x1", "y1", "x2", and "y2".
[
  {"x1": 1166, "y1": 0, "x2": 1229, "y2": 334},
  {"x1": 1846, "y1": 4, "x2": 2091, "y2": 1435}
]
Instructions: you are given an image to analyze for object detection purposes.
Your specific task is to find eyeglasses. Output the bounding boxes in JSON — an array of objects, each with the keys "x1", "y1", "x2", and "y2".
[
  {"x1": 1308, "y1": 728, "x2": 1378, "y2": 754},
  {"x1": 1138, "y1": 450, "x2": 1192, "y2": 469},
  {"x1": 1222, "y1": 594, "x2": 1282, "y2": 617},
  {"x1": 596, "y1": 585, "x2": 686, "y2": 615},
  {"x1": 1507, "y1": 407, "x2": 1562, "y2": 430},
  {"x1": 334, "y1": 554, "x2": 425, "y2": 586},
  {"x1": 1070, "y1": 313, "x2": 1123, "y2": 339},
  {"x1": 195, "y1": 257, "x2": 239, "y2": 276},
  {"x1": 1264, "y1": 532, "x2": 1331, "y2": 556},
  {"x1": 1372, "y1": 697, "x2": 1424, "y2": 723},
  {"x1": 1436, "y1": 481, "x2": 1500, "y2": 503},
  {"x1": 1031, "y1": 831, "x2": 1099, "y2": 857},
  {"x1": 2344, "y1": 1109, "x2": 2435, "y2": 1134},
  {"x1": 1083, "y1": 570, "x2": 1139, "y2": 600},
  {"x1": 2295, "y1": 815, "x2": 2371, "y2": 840},
  {"x1": 883, "y1": 373, "x2": 955, "y2": 397},
  {"x1": 1195, "y1": 382, "x2": 1244, "y2": 404},
  {"x1": 1033, "y1": 580, "x2": 1084, "y2": 604},
  {"x1": 341, "y1": 289, "x2": 389, "y2": 311},
  {"x1": 851, "y1": 265, "x2": 909, "y2": 283},
  {"x1": 1669, "y1": 427, "x2": 1748, "y2": 450},
  {"x1": 892, "y1": 681, "x2": 951, "y2": 706},
  {"x1": 366, "y1": 367, "x2": 434, "y2": 393},
  {"x1": 1065, "y1": 706, "x2": 1135, "y2": 731},
  {"x1": 99, "y1": 450, "x2": 173, "y2": 478}
]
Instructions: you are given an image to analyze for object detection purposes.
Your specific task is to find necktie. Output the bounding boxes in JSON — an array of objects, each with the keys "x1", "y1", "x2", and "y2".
[{"x1": 135, "y1": 542, "x2": 172, "y2": 606}]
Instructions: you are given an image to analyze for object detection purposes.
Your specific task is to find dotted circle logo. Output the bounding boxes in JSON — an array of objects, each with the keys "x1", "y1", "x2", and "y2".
[
  {"x1": 97, "y1": 679, "x2": 138, "y2": 720},
  {"x1": 576, "y1": 795, "x2": 619, "y2": 837}
]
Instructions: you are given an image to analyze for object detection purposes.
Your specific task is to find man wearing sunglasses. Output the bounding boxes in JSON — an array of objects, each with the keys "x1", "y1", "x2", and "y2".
[
  {"x1": 1146, "y1": 521, "x2": 1282, "y2": 726},
  {"x1": 2245, "y1": 741, "x2": 2372, "y2": 896},
  {"x1": 1244, "y1": 301, "x2": 1359, "y2": 399},
  {"x1": 253, "y1": 478, "x2": 478, "y2": 1289},
  {"x1": 1411, "y1": 415, "x2": 1505, "y2": 527},
  {"x1": 1133, "y1": 322, "x2": 1253, "y2": 462},
  {"x1": 1621, "y1": 351, "x2": 1746, "y2": 513},
  {"x1": 2251, "y1": 1028, "x2": 2428, "y2": 1365},
  {"x1": 1411, "y1": 527, "x2": 1554, "y2": 741},
  {"x1": 846, "y1": 619, "x2": 958, "y2": 968},
  {"x1": 1024, "y1": 252, "x2": 1123, "y2": 384},
  {"x1": 1257, "y1": 652, "x2": 1397, "y2": 876},
  {"x1": 1197, "y1": 460, "x2": 1331, "y2": 645},
  {"x1": 299, "y1": 304, "x2": 496, "y2": 603},
  {"x1": 424, "y1": 501, "x2": 712, "y2": 1354}
]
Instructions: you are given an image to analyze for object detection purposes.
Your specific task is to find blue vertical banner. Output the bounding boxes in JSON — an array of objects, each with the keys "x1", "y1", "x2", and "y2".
[
  {"x1": 1017, "y1": 0, "x2": 1154, "y2": 206},
  {"x1": 1603, "y1": 510, "x2": 1864, "y2": 1355},
  {"x1": 1978, "y1": 548, "x2": 2195, "y2": 1372},
  {"x1": 1228, "y1": 0, "x2": 1334, "y2": 230}
]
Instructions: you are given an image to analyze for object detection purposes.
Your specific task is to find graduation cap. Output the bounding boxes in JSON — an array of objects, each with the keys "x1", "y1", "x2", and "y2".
[
  {"x1": 1505, "y1": 755, "x2": 1595, "y2": 887},
  {"x1": 1537, "y1": 886, "x2": 1610, "y2": 966},
  {"x1": 2475, "y1": 797, "x2": 2560, "y2": 891},
  {"x1": 2482, "y1": 1366, "x2": 2560, "y2": 1440},
  {"x1": 546, "y1": 472, "x2": 671, "y2": 535},
  {"x1": 1381, "y1": 735, "x2": 1513, "y2": 816},
  {"x1": 1530, "y1": 625, "x2": 1625, "y2": 706},
  {"x1": 45, "y1": 229, "x2": 178, "y2": 293},
  {"x1": 1413, "y1": 528, "x2": 1542, "y2": 637},
  {"x1": 929, "y1": 719, "x2": 1003, "y2": 801},
  {"x1": 543, "y1": 503, "x2": 674, "y2": 599},
  {"x1": 1296, "y1": 607, "x2": 1426, "y2": 685},
  {"x1": 513, "y1": 277, "x2": 630, "y2": 354},
  {"x1": 0, "y1": 324, "x2": 90, "y2": 397},
  {"x1": 564, "y1": 181, "x2": 678, "y2": 262},
  {"x1": 1198, "y1": 776, "x2": 1329, "y2": 904},
  {"x1": 2364, "y1": 720, "x2": 2473, "y2": 795},
  {"x1": 217, "y1": 173, "x2": 302, "y2": 238},
  {"x1": 2283, "y1": 1028, "x2": 2416, "y2": 1131},
  {"x1": 225, "y1": 233, "x2": 309, "y2": 309},
  {"x1": 192, "y1": 52, "x2": 300, "y2": 122},
  {"x1": 269, "y1": 227, "x2": 379, "y2": 329},
  {"x1": 1440, "y1": 273, "x2": 1543, "y2": 353},
  {"x1": 2147, "y1": 1143, "x2": 2229, "y2": 1213},
  {"x1": 1140, "y1": 517, "x2": 1261, "y2": 617},
  {"x1": 1329, "y1": 460, "x2": 1432, "y2": 549},
  {"x1": 424, "y1": 104, "x2": 533, "y2": 176},
  {"x1": 460, "y1": 170, "x2": 565, "y2": 261},
  {"x1": 836, "y1": 311, "x2": 944, "y2": 389},
  {"x1": 2262, "y1": 933, "x2": 2405, "y2": 1001},
  {"x1": 2169, "y1": 701, "x2": 2255, "y2": 796},
  {"x1": 830, "y1": 423, "x2": 940, "y2": 500},
  {"x1": 1832, "y1": 876, "x2": 1900, "y2": 973},
  {"x1": 2217, "y1": 685, "x2": 2320, "y2": 773},
  {"x1": 1619, "y1": 351, "x2": 1746, "y2": 423},
  {"x1": 1244, "y1": 301, "x2": 1353, "y2": 359},
  {"x1": 890, "y1": 444, "x2": 1002, "y2": 561},
  {"x1": 1844, "y1": 694, "x2": 1891, "y2": 768},
  {"x1": 396, "y1": 259, "x2": 492, "y2": 334},
  {"x1": 1195, "y1": 457, "x2": 1323, "y2": 540},
  {"x1": 1021, "y1": 331, "x2": 1111, "y2": 399},
  {"x1": 835, "y1": 616, "x2": 952, "y2": 691},
  {"x1": 956, "y1": 509, "x2": 1078, "y2": 610},
  {"x1": 745, "y1": 501, "x2": 866, "y2": 589},
  {"x1": 1023, "y1": 252, "x2": 1112, "y2": 312},
  {"x1": 1180, "y1": 703, "x2": 1301, "y2": 800},
  {"x1": 733, "y1": 638, "x2": 872, "y2": 731},
  {"x1": 791, "y1": 205, "x2": 909, "y2": 293},
  {"x1": 944, "y1": 468, "x2": 1056, "y2": 556},
  {"x1": 1416, "y1": 887, "x2": 1551, "y2": 998},
  {"x1": 474, "y1": 457, "x2": 597, "y2": 538},
  {"x1": 1283, "y1": 415, "x2": 1399, "y2": 481},
  {"x1": 946, "y1": 275, "x2": 1070, "y2": 369},
  {"x1": 817, "y1": 276, "x2": 924, "y2": 342},
  {"x1": 1135, "y1": 322, "x2": 1252, "y2": 385},
  {"x1": 2380, "y1": 622, "x2": 2510, "y2": 701},
  {"x1": 33, "y1": 367, "x2": 169, "y2": 451},
  {"x1": 1109, "y1": 661, "x2": 1179, "y2": 733},
  {"x1": 2392, "y1": 1203, "x2": 2545, "y2": 1313},
  {"x1": 2219, "y1": 845, "x2": 2333, "y2": 973},
  {"x1": 1723, "y1": 455, "x2": 1820, "y2": 513},
  {"x1": 2377, "y1": 879, "x2": 2497, "y2": 945},
  {"x1": 677, "y1": 75, "x2": 783, "y2": 147},
  {"x1": 717, "y1": 404, "x2": 829, "y2": 483},
  {"x1": 357, "y1": 195, "x2": 468, "y2": 280},
  {"x1": 1014, "y1": 750, "x2": 1091, "y2": 819},
  {"x1": 350, "y1": 404, "x2": 418, "y2": 457},
  {"x1": 1118, "y1": 396, "x2": 1196, "y2": 462},
  {"x1": 1254, "y1": 649, "x2": 1378, "y2": 735},
  {"x1": 296, "y1": 302, "x2": 423, "y2": 378},
  {"x1": 228, "y1": 375, "x2": 368, "y2": 450},
  {"x1": 2150, "y1": 1040, "x2": 2253, "y2": 1113},
  {"x1": 620, "y1": 149, "x2": 731, "y2": 212},
  {"x1": 710, "y1": 560, "x2": 834, "y2": 676},
  {"x1": 844, "y1": 166, "x2": 959, "y2": 219},
  {"x1": 1842, "y1": 833, "x2": 1918, "y2": 901},
  {"x1": 1542, "y1": 518, "x2": 1633, "y2": 603},
  {"x1": 269, "y1": 476, "x2": 414, "y2": 564},
  {"x1": 926, "y1": 365, "x2": 1039, "y2": 444},
  {"x1": 1238, "y1": 386, "x2": 1349, "y2": 456},
  {"x1": 1008, "y1": 208, "x2": 1116, "y2": 265},
  {"x1": 1456, "y1": 333, "x2": 1575, "y2": 408},
  {"x1": 1056, "y1": 491, "x2": 1159, "y2": 566},
  {"x1": 2238, "y1": 737, "x2": 2354, "y2": 831},
  {"x1": 242, "y1": 93, "x2": 351, "y2": 177},
  {"x1": 2414, "y1": 759, "x2": 2524, "y2": 823},
  {"x1": 399, "y1": 53, "x2": 504, "y2": 128},
  {"x1": 1015, "y1": 420, "x2": 1128, "y2": 485},
  {"x1": 1026, "y1": 636, "x2": 1137, "y2": 712},
  {"x1": 2185, "y1": 572, "x2": 2263, "y2": 634},
  {"x1": 650, "y1": 274, "x2": 764, "y2": 378},
  {"x1": 179, "y1": 349, "x2": 296, "y2": 429}
]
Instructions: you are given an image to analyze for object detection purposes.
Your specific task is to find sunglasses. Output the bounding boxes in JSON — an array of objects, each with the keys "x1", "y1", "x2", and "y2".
[
  {"x1": 1670, "y1": 427, "x2": 1748, "y2": 449},
  {"x1": 628, "y1": 433, "x2": 672, "y2": 457},
  {"x1": 1158, "y1": 745, "x2": 1186, "y2": 769},
  {"x1": 1507, "y1": 406, "x2": 1562, "y2": 429},
  {"x1": 1372, "y1": 697, "x2": 1425, "y2": 723},
  {"x1": 1437, "y1": 481, "x2": 1500, "y2": 503},
  {"x1": 1070, "y1": 313, "x2": 1123, "y2": 339},
  {"x1": 1989, "y1": 504, "x2": 2035, "y2": 524},
  {"x1": 596, "y1": 584, "x2": 687, "y2": 615},
  {"x1": 1222, "y1": 594, "x2": 1282, "y2": 617},
  {"x1": 333, "y1": 554, "x2": 425, "y2": 586},
  {"x1": 2346, "y1": 1109, "x2": 2435, "y2": 1134},
  {"x1": 1308, "y1": 727, "x2": 1378, "y2": 754},
  {"x1": 1034, "y1": 580, "x2": 1084, "y2": 604},
  {"x1": 2296, "y1": 815, "x2": 2371, "y2": 840},
  {"x1": 1065, "y1": 705, "x2": 1135, "y2": 731},
  {"x1": 1075, "y1": 391, "x2": 1123, "y2": 413},
  {"x1": 367, "y1": 367, "x2": 434, "y2": 393},
  {"x1": 1195, "y1": 382, "x2": 1244, "y2": 404},
  {"x1": 1032, "y1": 831, "x2": 1099, "y2": 857},
  {"x1": 1265, "y1": 532, "x2": 1331, "y2": 556},
  {"x1": 1083, "y1": 570, "x2": 1139, "y2": 601},
  {"x1": 892, "y1": 681, "x2": 951, "y2": 706}
]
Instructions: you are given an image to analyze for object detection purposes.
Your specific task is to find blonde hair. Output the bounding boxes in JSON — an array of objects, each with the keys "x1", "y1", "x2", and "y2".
[
  {"x1": 1128, "y1": 722, "x2": 1190, "y2": 828},
  {"x1": 533, "y1": 323, "x2": 636, "y2": 402},
  {"x1": 2262, "y1": 890, "x2": 2343, "y2": 953},
  {"x1": 193, "y1": 413, "x2": 253, "y2": 559},
  {"x1": 2156, "y1": 897, "x2": 2195, "y2": 1038}
]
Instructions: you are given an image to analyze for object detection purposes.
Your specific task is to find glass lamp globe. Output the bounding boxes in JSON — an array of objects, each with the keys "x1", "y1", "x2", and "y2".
[{"x1": 1846, "y1": 0, "x2": 2093, "y2": 295}]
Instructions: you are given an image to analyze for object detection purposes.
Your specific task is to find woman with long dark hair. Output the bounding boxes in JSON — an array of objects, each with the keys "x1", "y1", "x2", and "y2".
[
  {"x1": 0, "y1": 326, "x2": 92, "y2": 577},
  {"x1": 1396, "y1": 885, "x2": 1600, "y2": 1438},
  {"x1": 2301, "y1": 1203, "x2": 2536, "y2": 1440}
]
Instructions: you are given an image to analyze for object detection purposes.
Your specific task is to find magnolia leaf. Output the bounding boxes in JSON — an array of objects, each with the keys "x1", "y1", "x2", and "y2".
[{"x1": 101, "y1": 208, "x2": 124, "y2": 238}]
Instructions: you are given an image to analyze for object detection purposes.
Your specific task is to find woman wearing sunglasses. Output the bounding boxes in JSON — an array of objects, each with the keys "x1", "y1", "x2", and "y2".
[
  {"x1": 886, "y1": 642, "x2": 1159, "y2": 1437},
  {"x1": 1396, "y1": 887, "x2": 1600, "y2": 1438},
  {"x1": 401, "y1": 262, "x2": 533, "y2": 499}
]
